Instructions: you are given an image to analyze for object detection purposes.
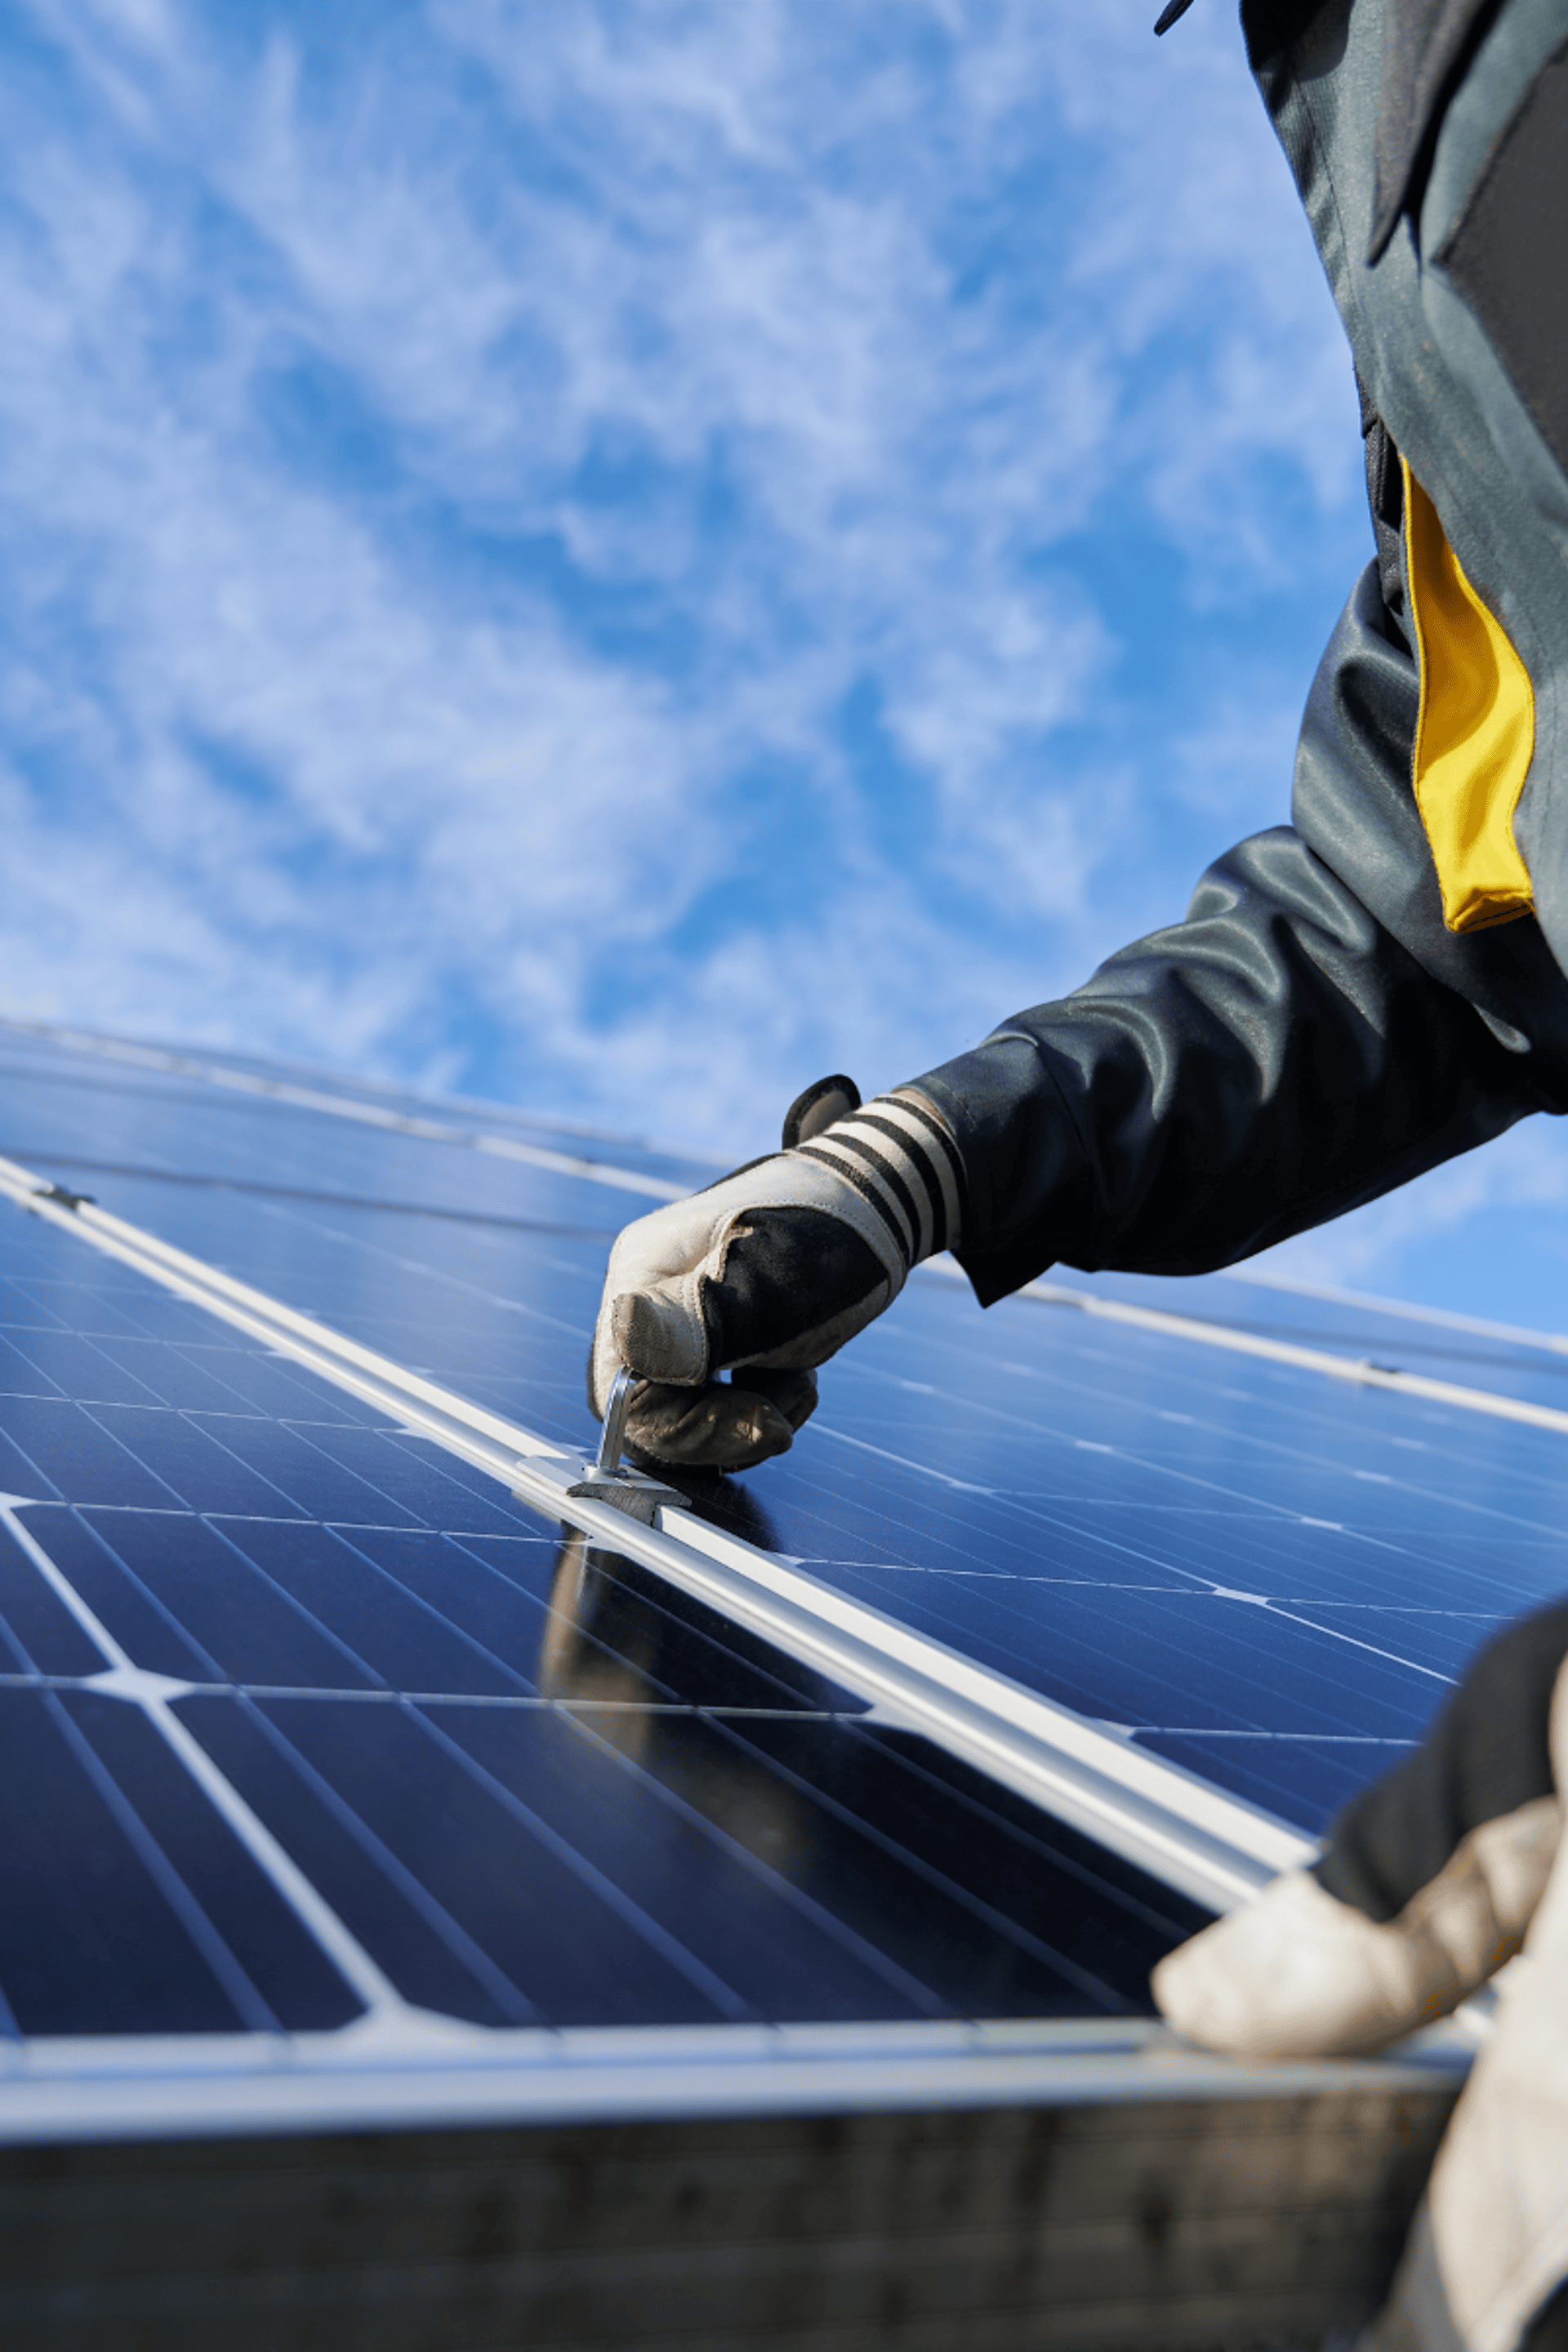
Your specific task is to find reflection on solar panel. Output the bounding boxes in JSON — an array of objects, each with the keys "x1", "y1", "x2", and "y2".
[{"x1": 1, "y1": 1017, "x2": 1534, "y2": 2344}]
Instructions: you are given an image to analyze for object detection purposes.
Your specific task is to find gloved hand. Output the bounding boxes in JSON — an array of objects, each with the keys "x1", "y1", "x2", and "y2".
[
  {"x1": 1152, "y1": 1828, "x2": 1558, "y2": 2060},
  {"x1": 589, "y1": 1075, "x2": 966, "y2": 1472},
  {"x1": 1153, "y1": 1600, "x2": 1568, "y2": 2058}
]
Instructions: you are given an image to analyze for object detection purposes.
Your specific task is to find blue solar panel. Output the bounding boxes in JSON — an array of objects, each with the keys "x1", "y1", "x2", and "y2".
[
  {"x1": 0, "y1": 1176, "x2": 1204, "y2": 2047},
  {"x1": 0, "y1": 1014, "x2": 1561, "y2": 2100},
  {"x1": 4, "y1": 1024, "x2": 1559, "y2": 1839}
]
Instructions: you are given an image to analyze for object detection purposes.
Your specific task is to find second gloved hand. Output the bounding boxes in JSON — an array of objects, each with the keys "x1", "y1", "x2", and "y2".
[
  {"x1": 590, "y1": 1077, "x2": 966, "y2": 1472},
  {"x1": 1152, "y1": 1601, "x2": 1568, "y2": 2059}
]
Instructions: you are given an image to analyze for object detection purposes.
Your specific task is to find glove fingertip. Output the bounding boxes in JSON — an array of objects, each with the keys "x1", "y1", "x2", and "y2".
[
  {"x1": 624, "y1": 1385, "x2": 796, "y2": 1474},
  {"x1": 736, "y1": 1397, "x2": 798, "y2": 1467},
  {"x1": 740, "y1": 1364, "x2": 818, "y2": 1436},
  {"x1": 613, "y1": 1288, "x2": 709, "y2": 1387}
]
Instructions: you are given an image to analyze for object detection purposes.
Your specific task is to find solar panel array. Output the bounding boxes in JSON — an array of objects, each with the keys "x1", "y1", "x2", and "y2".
[{"x1": 0, "y1": 1018, "x2": 1560, "y2": 2071}]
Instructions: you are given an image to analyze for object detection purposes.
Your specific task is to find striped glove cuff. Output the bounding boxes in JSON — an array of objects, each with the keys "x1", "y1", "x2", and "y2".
[{"x1": 792, "y1": 1087, "x2": 966, "y2": 1274}]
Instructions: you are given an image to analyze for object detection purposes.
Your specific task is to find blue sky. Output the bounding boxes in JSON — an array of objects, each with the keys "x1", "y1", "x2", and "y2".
[{"x1": 5, "y1": 0, "x2": 1568, "y2": 1328}]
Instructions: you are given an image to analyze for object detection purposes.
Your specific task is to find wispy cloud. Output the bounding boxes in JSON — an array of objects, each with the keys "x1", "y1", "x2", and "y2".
[{"x1": 2, "y1": 0, "x2": 1391, "y2": 1179}]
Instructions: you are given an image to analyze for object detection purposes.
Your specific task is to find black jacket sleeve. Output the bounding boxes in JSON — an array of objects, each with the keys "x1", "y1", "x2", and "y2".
[{"x1": 915, "y1": 560, "x2": 1568, "y2": 1307}]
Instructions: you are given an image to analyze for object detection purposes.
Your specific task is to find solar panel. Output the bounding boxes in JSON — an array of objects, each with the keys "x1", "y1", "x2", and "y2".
[
  {"x1": 1, "y1": 1019, "x2": 1502, "y2": 2343},
  {"x1": 0, "y1": 1157, "x2": 1227, "y2": 2062},
  {"x1": 2, "y1": 1014, "x2": 1557, "y2": 1860}
]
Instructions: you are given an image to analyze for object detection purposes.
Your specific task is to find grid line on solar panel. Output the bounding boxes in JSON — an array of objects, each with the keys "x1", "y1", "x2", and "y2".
[
  {"x1": 996, "y1": 1277, "x2": 1568, "y2": 1433},
  {"x1": 0, "y1": 1058, "x2": 693, "y2": 1213},
  {"x1": 0, "y1": 1495, "x2": 403, "y2": 2025},
  {"x1": 831, "y1": 1361, "x2": 1568, "y2": 1539},
  {"x1": 0, "y1": 1206, "x2": 1205, "y2": 2042},
  {"x1": 1085, "y1": 1258, "x2": 1568, "y2": 1359}
]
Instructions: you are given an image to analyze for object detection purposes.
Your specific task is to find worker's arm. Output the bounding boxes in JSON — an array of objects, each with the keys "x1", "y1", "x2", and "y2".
[
  {"x1": 594, "y1": 557, "x2": 1568, "y2": 1470},
  {"x1": 595, "y1": 0, "x2": 1568, "y2": 1468},
  {"x1": 924, "y1": 556, "x2": 1568, "y2": 1305}
]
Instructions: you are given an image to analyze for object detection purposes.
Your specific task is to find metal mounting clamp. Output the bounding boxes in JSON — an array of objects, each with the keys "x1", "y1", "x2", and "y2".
[{"x1": 565, "y1": 1365, "x2": 684, "y2": 1526}]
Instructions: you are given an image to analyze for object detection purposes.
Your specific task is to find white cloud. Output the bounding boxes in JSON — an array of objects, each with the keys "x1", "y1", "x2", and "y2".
[{"x1": 0, "y1": 0, "x2": 1365, "y2": 1155}]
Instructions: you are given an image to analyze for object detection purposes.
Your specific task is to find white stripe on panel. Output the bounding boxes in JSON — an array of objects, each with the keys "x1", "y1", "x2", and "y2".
[
  {"x1": 0, "y1": 1022, "x2": 688, "y2": 1203},
  {"x1": 1227, "y1": 1263, "x2": 1568, "y2": 1355},
  {"x1": 916, "y1": 1260, "x2": 1568, "y2": 1438}
]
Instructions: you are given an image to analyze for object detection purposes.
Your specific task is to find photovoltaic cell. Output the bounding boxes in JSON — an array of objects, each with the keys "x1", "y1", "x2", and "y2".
[{"x1": 0, "y1": 1685, "x2": 359, "y2": 2037}]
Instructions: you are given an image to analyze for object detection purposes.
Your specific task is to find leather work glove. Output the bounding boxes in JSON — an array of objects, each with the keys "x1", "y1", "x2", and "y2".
[
  {"x1": 589, "y1": 1075, "x2": 967, "y2": 1472},
  {"x1": 1152, "y1": 1600, "x2": 1568, "y2": 2059}
]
